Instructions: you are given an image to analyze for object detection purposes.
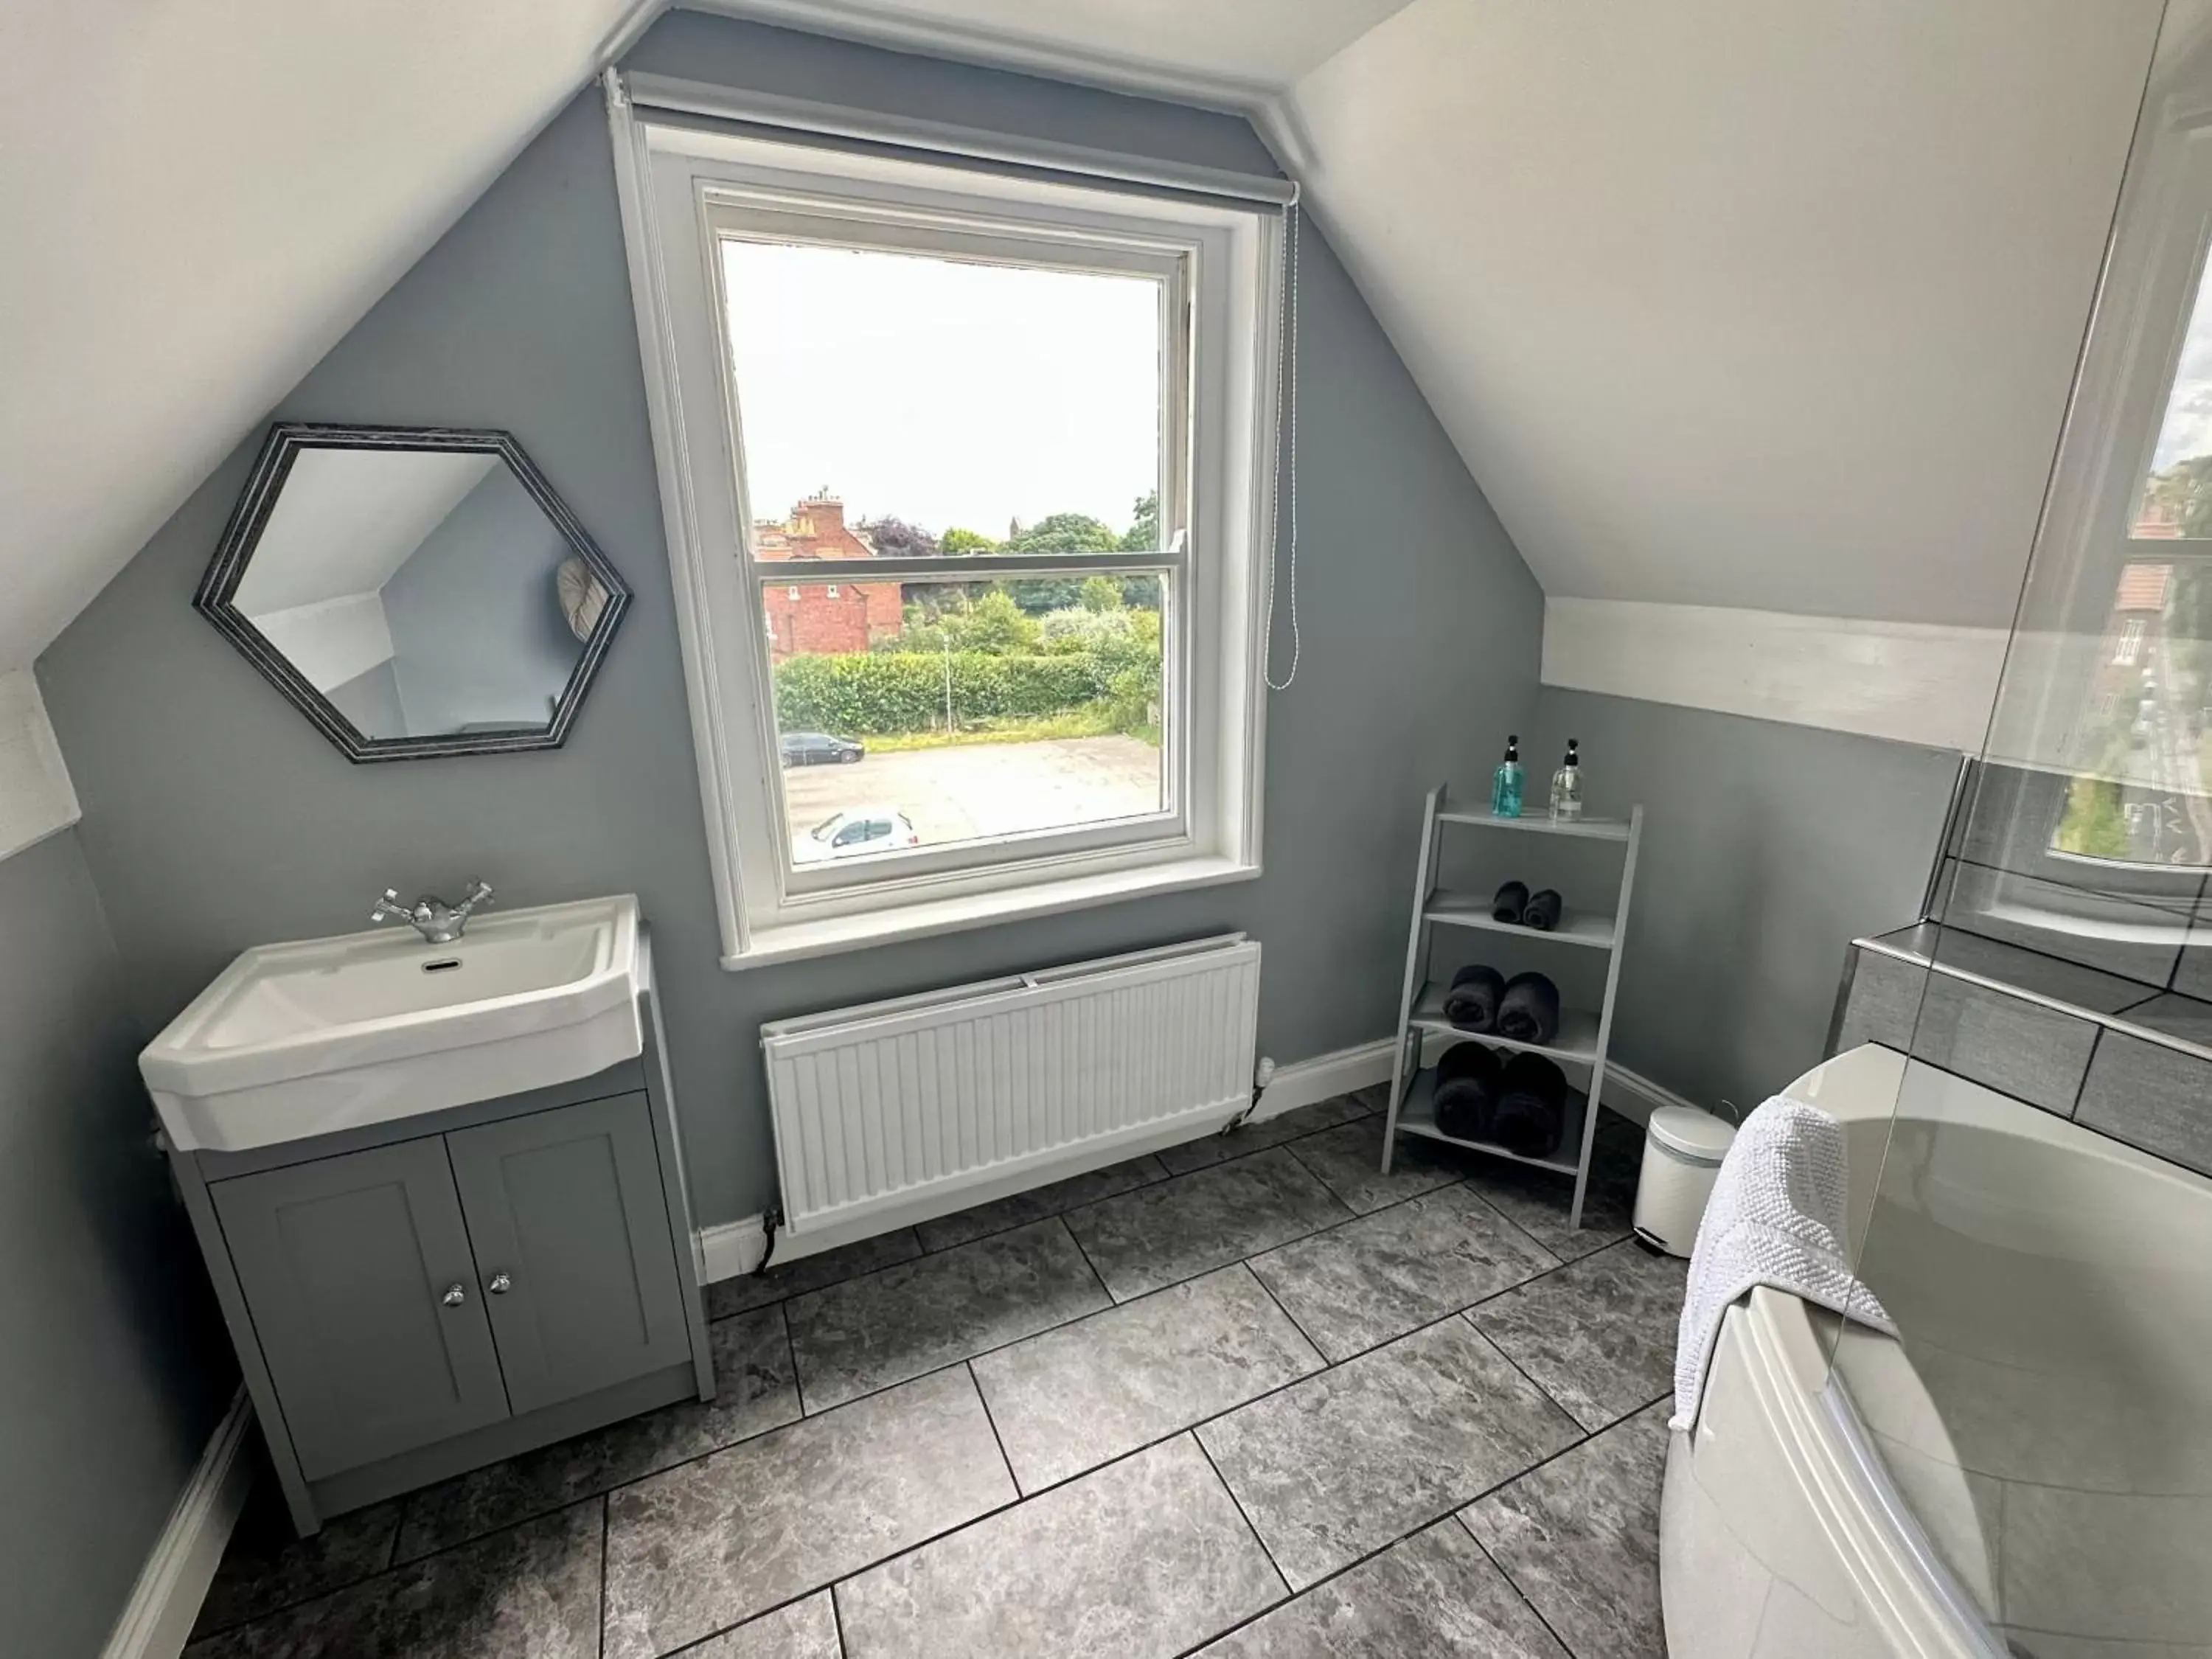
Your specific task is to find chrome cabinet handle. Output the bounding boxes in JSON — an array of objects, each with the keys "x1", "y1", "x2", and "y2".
[
  {"x1": 441, "y1": 1282, "x2": 467, "y2": 1307},
  {"x1": 487, "y1": 1273, "x2": 512, "y2": 1295}
]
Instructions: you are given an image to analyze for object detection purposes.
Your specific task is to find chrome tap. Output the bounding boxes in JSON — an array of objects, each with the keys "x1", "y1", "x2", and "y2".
[{"x1": 371, "y1": 880, "x2": 494, "y2": 945}]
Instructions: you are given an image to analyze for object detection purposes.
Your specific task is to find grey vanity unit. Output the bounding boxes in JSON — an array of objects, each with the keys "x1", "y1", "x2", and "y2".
[{"x1": 163, "y1": 934, "x2": 714, "y2": 1536}]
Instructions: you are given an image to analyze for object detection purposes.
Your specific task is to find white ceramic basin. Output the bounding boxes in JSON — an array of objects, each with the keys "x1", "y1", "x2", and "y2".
[{"x1": 142, "y1": 895, "x2": 643, "y2": 1153}]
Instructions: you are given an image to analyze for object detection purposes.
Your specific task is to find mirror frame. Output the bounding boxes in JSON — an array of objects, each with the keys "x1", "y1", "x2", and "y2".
[{"x1": 195, "y1": 422, "x2": 631, "y2": 762}]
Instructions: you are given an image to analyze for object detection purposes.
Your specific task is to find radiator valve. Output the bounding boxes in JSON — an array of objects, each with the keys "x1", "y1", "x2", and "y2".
[{"x1": 1253, "y1": 1056, "x2": 1276, "y2": 1090}]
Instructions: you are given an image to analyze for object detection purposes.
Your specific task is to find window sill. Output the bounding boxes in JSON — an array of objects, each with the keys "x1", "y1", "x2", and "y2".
[{"x1": 720, "y1": 853, "x2": 1260, "y2": 970}]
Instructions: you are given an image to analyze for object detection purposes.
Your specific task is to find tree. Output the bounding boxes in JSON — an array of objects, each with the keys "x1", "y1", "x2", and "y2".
[
  {"x1": 958, "y1": 588, "x2": 1041, "y2": 654},
  {"x1": 859, "y1": 516, "x2": 938, "y2": 557},
  {"x1": 1119, "y1": 491, "x2": 1160, "y2": 552},
  {"x1": 2054, "y1": 773, "x2": 2135, "y2": 860},
  {"x1": 1004, "y1": 513, "x2": 1119, "y2": 554},
  {"x1": 2149, "y1": 456, "x2": 2212, "y2": 538},
  {"x1": 1079, "y1": 574, "x2": 1124, "y2": 613},
  {"x1": 995, "y1": 515, "x2": 1119, "y2": 612},
  {"x1": 939, "y1": 526, "x2": 998, "y2": 554},
  {"x1": 898, "y1": 589, "x2": 1039, "y2": 655}
]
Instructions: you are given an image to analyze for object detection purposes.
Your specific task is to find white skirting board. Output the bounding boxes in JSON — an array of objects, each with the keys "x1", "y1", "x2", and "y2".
[
  {"x1": 696, "y1": 1037, "x2": 1705, "y2": 1281},
  {"x1": 1248, "y1": 1037, "x2": 1397, "y2": 1118},
  {"x1": 99, "y1": 1387, "x2": 254, "y2": 1659}
]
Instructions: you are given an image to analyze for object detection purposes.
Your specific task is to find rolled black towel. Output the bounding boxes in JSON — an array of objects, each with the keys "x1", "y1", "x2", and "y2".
[
  {"x1": 1441, "y1": 963, "x2": 1504, "y2": 1032},
  {"x1": 1522, "y1": 888, "x2": 1562, "y2": 931},
  {"x1": 1432, "y1": 1042, "x2": 1502, "y2": 1141},
  {"x1": 1496, "y1": 972, "x2": 1561, "y2": 1046},
  {"x1": 1490, "y1": 1052, "x2": 1568, "y2": 1159},
  {"x1": 1491, "y1": 880, "x2": 1528, "y2": 923}
]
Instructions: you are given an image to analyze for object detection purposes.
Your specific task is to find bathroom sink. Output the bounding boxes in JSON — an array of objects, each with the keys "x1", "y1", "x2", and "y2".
[{"x1": 142, "y1": 895, "x2": 643, "y2": 1153}]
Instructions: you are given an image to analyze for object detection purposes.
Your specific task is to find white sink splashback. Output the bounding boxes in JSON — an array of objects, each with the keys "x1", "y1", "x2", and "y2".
[{"x1": 142, "y1": 894, "x2": 644, "y2": 1153}]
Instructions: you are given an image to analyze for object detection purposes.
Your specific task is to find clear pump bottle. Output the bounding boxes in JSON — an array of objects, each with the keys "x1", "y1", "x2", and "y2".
[
  {"x1": 1491, "y1": 736, "x2": 1525, "y2": 818},
  {"x1": 1548, "y1": 739, "x2": 1583, "y2": 822}
]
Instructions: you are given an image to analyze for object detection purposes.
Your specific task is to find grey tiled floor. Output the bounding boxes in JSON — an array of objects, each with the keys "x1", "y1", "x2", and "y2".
[{"x1": 187, "y1": 1091, "x2": 1675, "y2": 1659}]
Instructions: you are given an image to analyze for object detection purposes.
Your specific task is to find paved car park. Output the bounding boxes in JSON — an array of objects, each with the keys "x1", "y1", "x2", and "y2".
[{"x1": 782, "y1": 735, "x2": 1163, "y2": 851}]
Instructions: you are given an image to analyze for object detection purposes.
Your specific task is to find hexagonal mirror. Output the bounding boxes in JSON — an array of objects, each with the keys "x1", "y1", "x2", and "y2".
[{"x1": 195, "y1": 424, "x2": 630, "y2": 761}]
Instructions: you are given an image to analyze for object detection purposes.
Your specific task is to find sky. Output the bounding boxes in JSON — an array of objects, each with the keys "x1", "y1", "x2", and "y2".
[{"x1": 721, "y1": 240, "x2": 1163, "y2": 540}]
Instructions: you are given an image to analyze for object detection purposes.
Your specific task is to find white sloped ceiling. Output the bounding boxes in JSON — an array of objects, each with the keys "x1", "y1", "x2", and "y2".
[
  {"x1": 1286, "y1": 0, "x2": 2164, "y2": 630},
  {"x1": 0, "y1": 0, "x2": 650, "y2": 673},
  {"x1": 0, "y1": 0, "x2": 2173, "y2": 683}
]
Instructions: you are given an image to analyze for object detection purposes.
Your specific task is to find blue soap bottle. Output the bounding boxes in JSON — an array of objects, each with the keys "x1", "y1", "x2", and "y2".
[{"x1": 1490, "y1": 735, "x2": 1524, "y2": 818}]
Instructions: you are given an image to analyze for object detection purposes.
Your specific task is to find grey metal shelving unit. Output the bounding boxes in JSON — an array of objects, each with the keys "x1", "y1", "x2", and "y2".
[{"x1": 1379, "y1": 784, "x2": 1644, "y2": 1231}]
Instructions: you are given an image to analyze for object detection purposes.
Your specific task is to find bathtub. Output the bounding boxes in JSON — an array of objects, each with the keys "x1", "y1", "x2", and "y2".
[{"x1": 1660, "y1": 1043, "x2": 2212, "y2": 1659}]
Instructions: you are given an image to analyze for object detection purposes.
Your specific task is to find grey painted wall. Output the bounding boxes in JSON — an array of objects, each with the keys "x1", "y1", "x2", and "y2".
[
  {"x1": 1526, "y1": 689, "x2": 1961, "y2": 1115},
  {"x1": 38, "y1": 14, "x2": 1544, "y2": 1227},
  {"x1": 383, "y1": 466, "x2": 582, "y2": 735},
  {"x1": 328, "y1": 656, "x2": 406, "y2": 736},
  {"x1": 0, "y1": 830, "x2": 234, "y2": 1658}
]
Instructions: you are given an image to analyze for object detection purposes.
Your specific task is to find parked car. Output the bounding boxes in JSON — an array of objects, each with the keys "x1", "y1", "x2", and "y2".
[
  {"x1": 779, "y1": 730, "x2": 864, "y2": 766},
  {"x1": 793, "y1": 806, "x2": 921, "y2": 863}
]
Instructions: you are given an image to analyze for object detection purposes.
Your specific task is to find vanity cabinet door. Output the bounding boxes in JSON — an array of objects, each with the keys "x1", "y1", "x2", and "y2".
[
  {"x1": 446, "y1": 1092, "x2": 689, "y2": 1416},
  {"x1": 211, "y1": 1139, "x2": 511, "y2": 1479}
]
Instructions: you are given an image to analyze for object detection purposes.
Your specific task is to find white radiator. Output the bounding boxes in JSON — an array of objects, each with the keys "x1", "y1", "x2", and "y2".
[{"x1": 760, "y1": 933, "x2": 1262, "y2": 1251}]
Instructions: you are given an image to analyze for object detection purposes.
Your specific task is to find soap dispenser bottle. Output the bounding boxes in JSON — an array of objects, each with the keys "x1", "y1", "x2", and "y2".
[
  {"x1": 1490, "y1": 735, "x2": 1524, "y2": 818},
  {"x1": 1548, "y1": 740, "x2": 1584, "y2": 822}
]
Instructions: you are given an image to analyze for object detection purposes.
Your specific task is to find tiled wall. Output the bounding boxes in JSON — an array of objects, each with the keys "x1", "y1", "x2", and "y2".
[{"x1": 1832, "y1": 925, "x2": 2212, "y2": 1178}]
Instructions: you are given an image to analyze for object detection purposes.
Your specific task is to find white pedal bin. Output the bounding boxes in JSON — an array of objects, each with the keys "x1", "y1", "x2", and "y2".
[{"x1": 1632, "y1": 1106, "x2": 1736, "y2": 1258}]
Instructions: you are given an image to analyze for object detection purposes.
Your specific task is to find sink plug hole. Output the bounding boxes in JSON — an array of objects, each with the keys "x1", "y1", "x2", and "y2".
[{"x1": 422, "y1": 958, "x2": 463, "y2": 974}]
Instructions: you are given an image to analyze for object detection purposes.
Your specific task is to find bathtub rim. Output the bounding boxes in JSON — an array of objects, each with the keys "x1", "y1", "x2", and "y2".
[
  {"x1": 1663, "y1": 1043, "x2": 2010, "y2": 1659},
  {"x1": 1672, "y1": 1284, "x2": 2007, "y2": 1658}
]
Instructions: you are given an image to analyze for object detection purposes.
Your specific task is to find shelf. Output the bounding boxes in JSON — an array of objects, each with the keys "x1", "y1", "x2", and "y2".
[
  {"x1": 1436, "y1": 808, "x2": 1632, "y2": 843},
  {"x1": 1424, "y1": 889, "x2": 1616, "y2": 950},
  {"x1": 1409, "y1": 982, "x2": 1601, "y2": 1063},
  {"x1": 1394, "y1": 1068, "x2": 1588, "y2": 1177}
]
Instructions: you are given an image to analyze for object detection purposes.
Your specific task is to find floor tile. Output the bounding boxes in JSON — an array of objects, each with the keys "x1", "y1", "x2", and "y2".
[
  {"x1": 395, "y1": 1304, "x2": 800, "y2": 1560},
  {"x1": 704, "y1": 1227, "x2": 922, "y2": 1321},
  {"x1": 971, "y1": 1264, "x2": 1324, "y2": 1492},
  {"x1": 1250, "y1": 1183, "x2": 1558, "y2": 1360},
  {"x1": 1461, "y1": 1117, "x2": 1641, "y2": 1259},
  {"x1": 1156, "y1": 1091, "x2": 1380, "y2": 1176},
  {"x1": 835, "y1": 1434, "x2": 1284, "y2": 1659},
  {"x1": 601, "y1": 1366, "x2": 1013, "y2": 1659},
  {"x1": 1287, "y1": 1113, "x2": 1465, "y2": 1213},
  {"x1": 1469, "y1": 1240, "x2": 1686, "y2": 1430},
  {"x1": 184, "y1": 1500, "x2": 602, "y2": 1659},
  {"x1": 1197, "y1": 1315, "x2": 1580, "y2": 1588},
  {"x1": 190, "y1": 1479, "x2": 400, "y2": 1639},
  {"x1": 1195, "y1": 1517, "x2": 1567, "y2": 1658},
  {"x1": 786, "y1": 1217, "x2": 1109, "y2": 1411},
  {"x1": 1462, "y1": 1400, "x2": 1670, "y2": 1659},
  {"x1": 682, "y1": 1591, "x2": 841, "y2": 1659},
  {"x1": 1063, "y1": 1147, "x2": 1353, "y2": 1301},
  {"x1": 916, "y1": 1155, "x2": 1169, "y2": 1252}
]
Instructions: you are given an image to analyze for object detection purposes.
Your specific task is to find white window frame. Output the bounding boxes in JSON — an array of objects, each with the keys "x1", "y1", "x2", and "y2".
[{"x1": 605, "y1": 77, "x2": 1284, "y2": 967}]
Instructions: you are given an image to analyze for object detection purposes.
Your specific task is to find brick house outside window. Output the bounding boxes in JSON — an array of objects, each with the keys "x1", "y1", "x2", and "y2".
[{"x1": 754, "y1": 493, "x2": 905, "y2": 661}]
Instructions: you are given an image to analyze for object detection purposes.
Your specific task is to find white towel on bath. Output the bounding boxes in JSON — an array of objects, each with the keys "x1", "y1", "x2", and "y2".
[{"x1": 1671, "y1": 1094, "x2": 1896, "y2": 1431}]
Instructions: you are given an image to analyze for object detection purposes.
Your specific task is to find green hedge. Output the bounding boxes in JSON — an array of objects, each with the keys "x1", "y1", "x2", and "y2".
[{"x1": 773, "y1": 650, "x2": 1114, "y2": 735}]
